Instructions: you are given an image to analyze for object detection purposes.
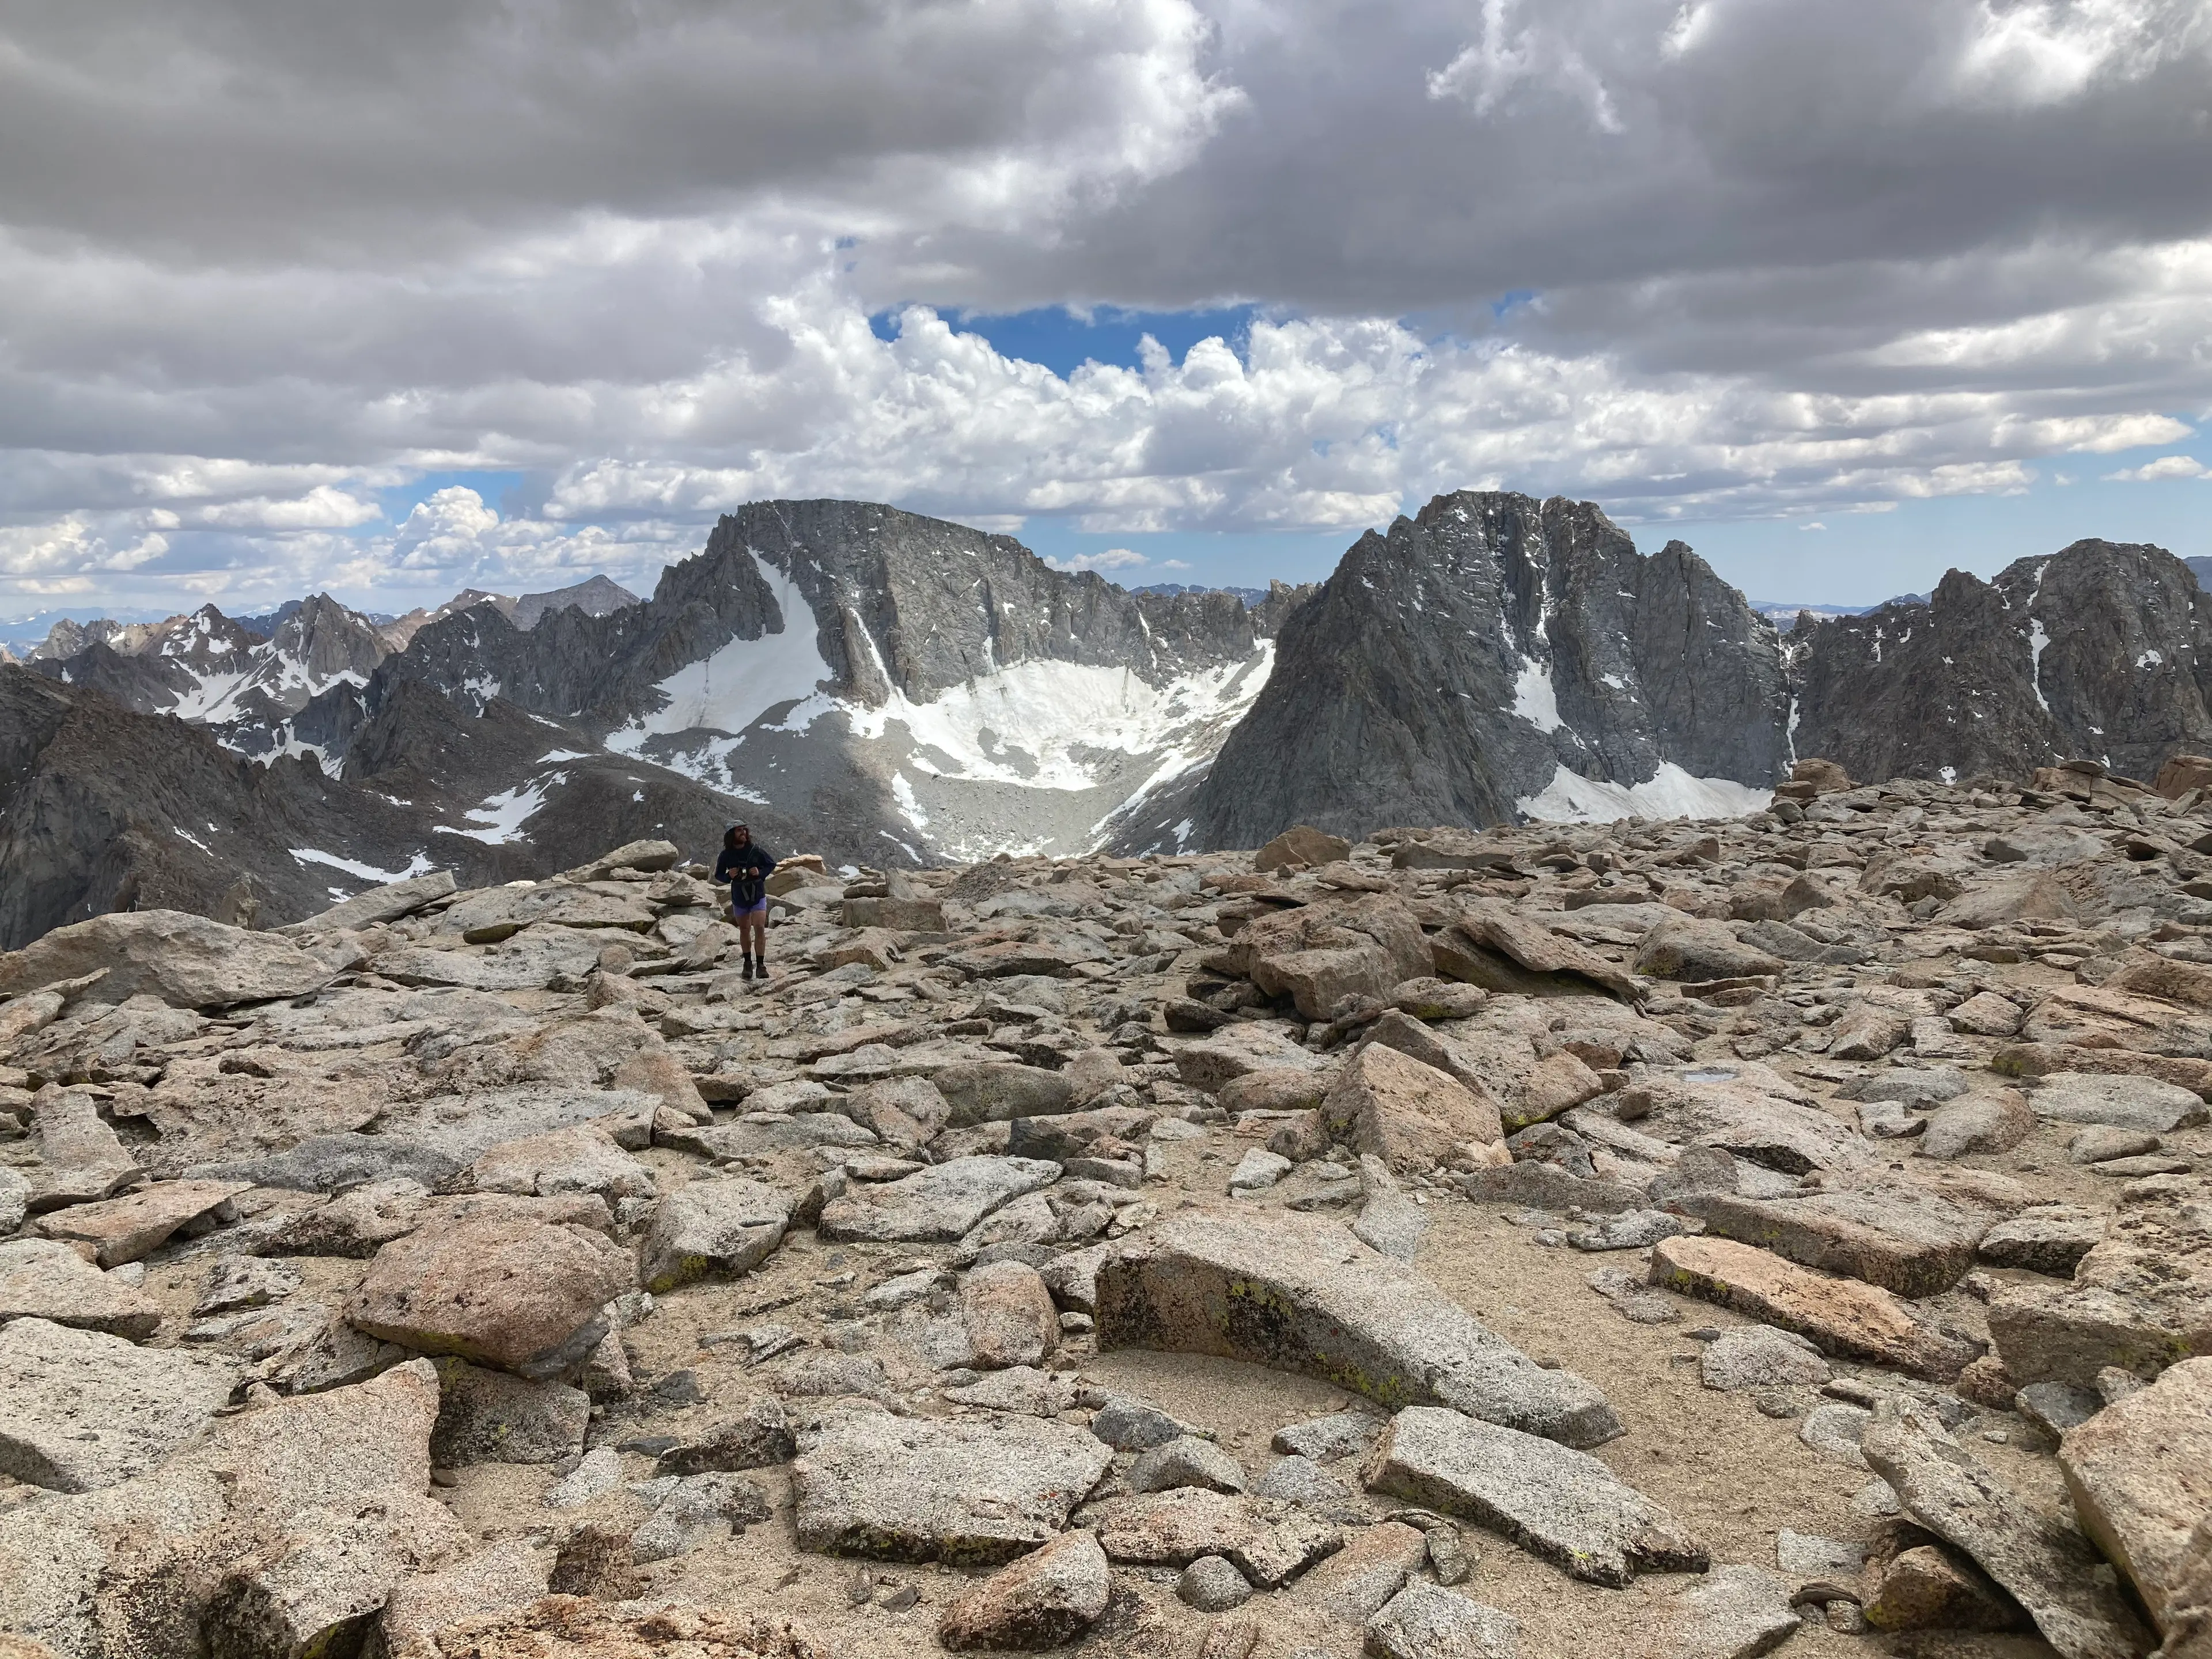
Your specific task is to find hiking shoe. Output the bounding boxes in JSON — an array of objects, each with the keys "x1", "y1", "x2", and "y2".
[{"x1": 740, "y1": 955, "x2": 755, "y2": 980}]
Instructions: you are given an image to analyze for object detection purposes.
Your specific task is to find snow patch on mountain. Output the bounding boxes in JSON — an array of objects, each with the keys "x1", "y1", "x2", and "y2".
[
  {"x1": 444, "y1": 775, "x2": 563, "y2": 843},
  {"x1": 1510, "y1": 657, "x2": 1563, "y2": 733},
  {"x1": 1516, "y1": 762, "x2": 1772, "y2": 824},
  {"x1": 836, "y1": 648, "x2": 1275, "y2": 793},
  {"x1": 291, "y1": 847, "x2": 434, "y2": 883},
  {"x1": 614, "y1": 557, "x2": 834, "y2": 741}
]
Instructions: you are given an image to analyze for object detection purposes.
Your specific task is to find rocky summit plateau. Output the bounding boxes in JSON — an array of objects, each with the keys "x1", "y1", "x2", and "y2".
[
  {"x1": 3, "y1": 755, "x2": 2212, "y2": 1659},
  {"x1": 10, "y1": 489, "x2": 2212, "y2": 956}
]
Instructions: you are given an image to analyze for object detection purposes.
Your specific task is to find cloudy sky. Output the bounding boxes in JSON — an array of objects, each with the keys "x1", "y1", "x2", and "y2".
[{"x1": 5, "y1": 0, "x2": 2211, "y2": 627}]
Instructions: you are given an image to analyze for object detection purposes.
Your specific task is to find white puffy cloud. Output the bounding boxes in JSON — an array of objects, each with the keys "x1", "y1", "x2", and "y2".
[
  {"x1": 1046, "y1": 547, "x2": 1152, "y2": 573},
  {"x1": 1426, "y1": 0, "x2": 1624, "y2": 134},
  {"x1": 0, "y1": 516, "x2": 169, "y2": 590},
  {"x1": 1953, "y1": 0, "x2": 2210, "y2": 107},
  {"x1": 381, "y1": 486, "x2": 693, "y2": 588},
  {"x1": 392, "y1": 487, "x2": 501, "y2": 567},
  {"x1": 2104, "y1": 454, "x2": 2210, "y2": 481},
  {"x1": 188, "y1": 486, "x2": 381, "y2": 531}
]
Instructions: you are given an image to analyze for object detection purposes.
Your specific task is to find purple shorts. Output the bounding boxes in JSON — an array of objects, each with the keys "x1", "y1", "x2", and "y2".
[{"x1": 730, "y1": 897, "x2": 768, "y2": 919}]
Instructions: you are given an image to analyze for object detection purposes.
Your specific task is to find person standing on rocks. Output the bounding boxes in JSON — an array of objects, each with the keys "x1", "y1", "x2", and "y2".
[{"x1": 714, "y1": 823, "x2": 777, "y2": 982}]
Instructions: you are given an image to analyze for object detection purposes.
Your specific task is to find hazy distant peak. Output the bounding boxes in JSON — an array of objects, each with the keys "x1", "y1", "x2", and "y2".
[{"x1": 509, "y1": 574, "x2": 641, "y2": 630}]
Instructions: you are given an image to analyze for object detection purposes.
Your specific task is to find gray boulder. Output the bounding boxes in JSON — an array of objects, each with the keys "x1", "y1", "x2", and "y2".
[
  {"x1": 2029, "y1": 1072, "x2": 2209, "y2": 1134},
  {"x1": 0, "y1": 1316, "x2": 238, "y2": 1491},
  {"x1": 0, "y1": 909, "x2": 334, "y2": 1007},
  {"x1": 817, "y1": 1156, "x2": 1060, "y2": 1244},
  {"x1": 1128, "y1": 1435, "x2": 1247, "y2": 1495},
  {"x1": 791, "y1": 1406, "x2": 1113, "y2": 1565},
  {"x1": 429, "y1": 1359, "x2": 589, "y2": 1465},
  {"x1": 1365, "y1": 1582, "x2": 1521, "y2": 1658},
  {"x1": 0, "y1": 1238, "x2": 162, "y2": 1338},
  {"x1": 1863, "y1": 1406, "x2": 2154, "y2": 1659},
  {"x1": 1096, "y1": 1207, "x2": 1620, "y2": 1448},
  {"x1": 1364, "y1": 1404, "x2": 1707, "y2": 1588},
  {"x1": 629, "y1": 1471, "x2": 770, "y2": 1562},
  {"x1": 637, "y1": 1177, "x2": 790, "y2": 1293},
  {"x1": 282, "y1": 868, "x2": 456, "y2": 935}
]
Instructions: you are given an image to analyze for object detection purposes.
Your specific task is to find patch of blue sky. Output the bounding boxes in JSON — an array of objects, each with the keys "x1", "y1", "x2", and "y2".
[
  {"x1": 1652, "y1": 427, "x2": 2212, "y2": 609},
  {"x1": 872, "y1": 304, "x2": 1263, "y2": 379},
  {"x1": 372, "y1": 467, "x2": 536, "y2": 531},
  {"x1": 1016, "y1": 522, "x2": 1357, "y2": 594}
]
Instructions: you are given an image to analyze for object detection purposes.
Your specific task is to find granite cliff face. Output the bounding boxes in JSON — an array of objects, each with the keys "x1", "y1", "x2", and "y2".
[
  {"x1": 1787, "y1": 539, "x2": 2212, "y2": 787},
  {"x1": 368, "y1": 500, "x2": 1300, "y2": 862},
  {"x1": 1180, "y1": 503, "x2": 2212, "y2": 850},
  {"x1": 1179, "y1": 492, "x2": 1790, "y2": 849}
]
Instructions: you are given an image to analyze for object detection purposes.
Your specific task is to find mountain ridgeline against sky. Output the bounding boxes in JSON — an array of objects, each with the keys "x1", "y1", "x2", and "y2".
[
  {"x1": 4, "y1": 490, "x2": 2211, "y2": 945},
  {"x1": 1180, "y1": 493, "x2": 1793, "y2": 847}
]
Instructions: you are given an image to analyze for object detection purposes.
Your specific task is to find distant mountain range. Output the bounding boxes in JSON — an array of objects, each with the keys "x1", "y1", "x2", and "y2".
[
  {"x1": 1, "y1": 507, "x2": 1303, "y2": 944},
  {"x1": 5, "y1": 494, "x2": 2208, "y2": 947},
  {"x1": 1131, "y1": 582, "x2": 1272, "y2": 605},
  {"x1": 1748, "y1": 593, "x2": 1929, "y2": 620}
]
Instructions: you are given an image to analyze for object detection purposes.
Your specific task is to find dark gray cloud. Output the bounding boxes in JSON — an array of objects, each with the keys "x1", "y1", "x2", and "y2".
[
  {"x1": 1, "y1": 0, "x2": 1227, "y2": 257},
  {"x1": 3, "y1": 0, "x2": 2209, "y2": 611}
]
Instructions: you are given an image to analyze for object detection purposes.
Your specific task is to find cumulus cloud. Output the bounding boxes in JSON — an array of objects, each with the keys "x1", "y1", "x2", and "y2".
[
  {"x1": 1953, "y1": 0, "x2": 2210, "y2": 107},
  {"x1": 0, "y1": 516, "x2": 169, "y2": 590},
  {"x1": 2104, "y1": 454, "x2": 2210, "y2": 481},
  {"x1": 1425, "y1": 1, "x2": 1623, "y2": 134},
  {"x1": 379, "y1": 487, "x2": 692, "y2": 588},
  {"x1": 1046, "y1": 547, "x2": 1152, "y2": 573},
  {"x1": 5, "y1": 0, "x2": 2212, "y2": 613},
  {"x1": 189, "y1": 486, "x2": 381, "y2": 531}
]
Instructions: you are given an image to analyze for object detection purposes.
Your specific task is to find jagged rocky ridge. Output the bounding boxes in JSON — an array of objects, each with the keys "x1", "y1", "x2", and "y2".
[
  {"x1": 1787, "y1": 543, "x2": 2212, "y2": 788},
  {"x1": 365, "y1": 499, "x2": 1303, "y2": 863},
  {"x1": 0, "y1": 669, "x2": 534, "y2": 951},
  {"x1": 1181, "y1": 495, "x2": 2212, "y2": 852},
  {"x1": 1, "y1": 767, "x2": 2209, "y2": 1657},
  {"x1": 12, "y1": 503, "x2": 1308, "y2": 938},
  {"x1": 13, "y1": 493, "x2": 2212, "y2": 949},
  {"x1": 1179, "y1": 492, "x2": 1792, "y2": 850},
  {"x1": 0, "y1": 666, "x2": 790, "y2": 952}
]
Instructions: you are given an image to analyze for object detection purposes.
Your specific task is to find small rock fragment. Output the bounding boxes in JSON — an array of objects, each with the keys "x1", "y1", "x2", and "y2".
[
  {"x1": 1178, "y1": 1554, "x2": 1253, "y2": 1612},
  {"x1": 1364, "y1": 1582, "x2": 1520, "y2": 1659}
]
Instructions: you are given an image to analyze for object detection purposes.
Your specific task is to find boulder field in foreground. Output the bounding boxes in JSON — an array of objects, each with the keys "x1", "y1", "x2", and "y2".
[{"x1": 1, "y1": 767, "x2": 2210, "y2": 1654}]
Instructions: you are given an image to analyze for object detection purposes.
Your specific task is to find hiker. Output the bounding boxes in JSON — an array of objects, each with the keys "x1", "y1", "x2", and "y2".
[{"x1": 714, "y1": 822, "x2": 777, "y2": 980}]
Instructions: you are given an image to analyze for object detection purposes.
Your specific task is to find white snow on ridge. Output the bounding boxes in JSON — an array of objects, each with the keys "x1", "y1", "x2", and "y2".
[
  {"x1": 442, "y1": 775, "x2": 562, "y2": 844},
  {"x1": 611, "y1": 553, "x2": 834, "y2": 745},
  {"x1": 601, "y1": 555, "x2": 1274, "y2": 855},
  {"x1": 170, "y1": 666, "x2": 258, "y2": 722},
  {"x1": 1516, "y1": 763, "x2": 1772, "y2": 824},
  {"x1": 2029, "y1": 620, "x2": 2054, "y2": 713},
  {"x1": 836, "y1": 647, "x2": 1276, "y2": 793},
  {"x1": 290, "y1": 847, "x2": 434, "y2": 883},
  {"x1": 890, "y1": 771, "x2": 929, "y2": 829},
  {"x1": 1510, "y1": 658, "x2": 1563, "y2": 733}
]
